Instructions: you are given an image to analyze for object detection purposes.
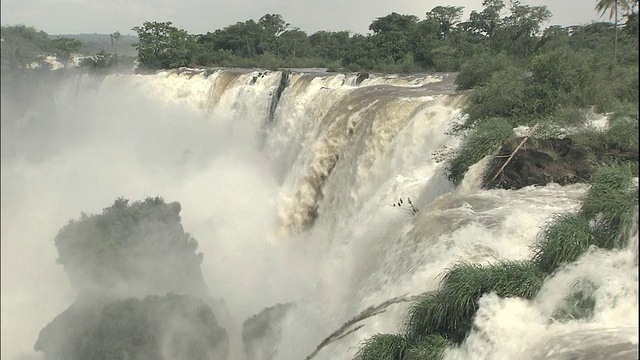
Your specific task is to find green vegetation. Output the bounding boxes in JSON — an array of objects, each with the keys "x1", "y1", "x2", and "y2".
[
  {"x1": 54, "y1": 197, "x2": 207, "y2": 297},
  {"x1": 354, "y1": 334, "x2": 412, "y2": 360},
  {"x1": 357, "y1": 163, "x2": 637, "y2": 359},
  {"x1": 447, "y1": 118, "x2": 515, "y2": 185},
  {"x1": 355, "y1": 3, "x2": 637, "y2": 355},
  {"x1": 36, "y1": 293, "x2": 228, "y2": 360},
  {"x1": 36, "y1": 197, "x2": 225, "y2": 359},
  {"x1": 443, "y1": 0, "x2": 638, "y2": 184},
  {"x1": 120, "y1": 0, "x2": 558, "y2": 72},
  {"x1": 1, "y1": 25, "x2": 80, "y2": 70},
  {"x1": 405, "y1": 262, "x2": 544, "y2": 343}
]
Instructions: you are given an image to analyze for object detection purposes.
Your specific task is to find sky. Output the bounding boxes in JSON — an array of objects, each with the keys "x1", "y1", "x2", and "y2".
[{"x1": 1, "y1": 0, "x2": 609, "y2": 37}]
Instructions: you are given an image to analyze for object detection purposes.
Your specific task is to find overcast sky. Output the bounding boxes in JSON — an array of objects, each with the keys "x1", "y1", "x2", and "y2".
[{"x1": 1, "y1": 0, "x2": 607, "y2": 36}]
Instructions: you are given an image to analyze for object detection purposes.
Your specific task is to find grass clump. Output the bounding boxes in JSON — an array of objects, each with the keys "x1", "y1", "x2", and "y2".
[
  {"x1": 446, "y1": 118, "x2": 515, "y2": 185},
  {"x1": 405, "y1": 261, "x2": 544, "y2": 343},
  {"x1": 404, "y1": 334, "x2": 451, "y2": 360},
  {"x1": 532, "y1": 164, "x2": 637, "y2": 275},
  {"x1": 531, "y1": 213, "x2": 597, "y2": 274},
  {"x1": 404, "y1": 292, "x2": 456, "y2": 342},
  {"x1": 354, "y1": 334, "x2": 411, "y2": 360},
  {"x1": 581, "y1": 164, "x2": 637, "y2": 247}
]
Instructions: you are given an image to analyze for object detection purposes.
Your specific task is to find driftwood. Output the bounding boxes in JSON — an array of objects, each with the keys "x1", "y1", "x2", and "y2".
[
  {"x1": 490, "y1": 123, "x2": 540, "y2": 183},
  {"x1": 304, "y1": 293, "x2": 424, "y2": 360}
]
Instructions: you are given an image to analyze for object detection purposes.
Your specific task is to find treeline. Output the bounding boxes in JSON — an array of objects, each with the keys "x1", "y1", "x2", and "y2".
[
  {"x1": 0, "y1": 25, "x2": 81, "y2": 70},
  {"x1": 130, "y1": 0, "x2": 637, "y2": 73},
  {"x1": 1, "y1": 0, "x2": 637, "y2": 74}
]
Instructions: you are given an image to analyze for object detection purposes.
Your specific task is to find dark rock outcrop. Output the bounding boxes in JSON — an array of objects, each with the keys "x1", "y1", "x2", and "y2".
[
  {"x1": 36, "y1": 293, "x2": 229, "y2": 360},
  {"x1": 482, "y1": 136, "x2": 638, "y2": 190},
  {"x1": 242, "y1": 303, "x2": 295, "y2": 360},
  {"x1": 36, "y1": 198, "x2": 228, "y2": 359},
  {"x1": 355, "y1": 72, "x2": 369, "y2": 86}
]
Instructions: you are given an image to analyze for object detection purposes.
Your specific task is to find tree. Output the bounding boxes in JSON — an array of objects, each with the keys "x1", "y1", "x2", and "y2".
[
  {"x1": 369, "y1": 12, "x2": 419, "y2": 34},
  {"x1": 277, "y1": 27, "x2": 312, "y2": 58},
  {"x1": 258, "y1": 13, "x2": 288, "y2": 36},
  {"x1": 426, "y1": 5, "x2": 464, "y2": 40},
  {"x1": 132, "y1": 21, "x2": 195, "y2": 70},
  {"x1": 596, "y1": 0, "x2": 632, "y2": 59},
  {"x1": 502, "y1": 1, "x2": 552, "y2": 57},
  {"x1": 1, "y1": 25, "x2": 81, "y2": 69},
  {"x1": 462, "y1": 0, "x2": 506, "y2": 40},
  {"x1": 110, "y1": 31, "x2": 121, "y2": 56},
  {"x1": 209, "y1": 20, "x2": 263, "y2": 57}
]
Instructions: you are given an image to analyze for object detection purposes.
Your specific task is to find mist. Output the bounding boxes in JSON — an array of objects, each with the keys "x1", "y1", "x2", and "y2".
[{"x1": 0, "y1": 69, "x2": 282, "y2": 359}]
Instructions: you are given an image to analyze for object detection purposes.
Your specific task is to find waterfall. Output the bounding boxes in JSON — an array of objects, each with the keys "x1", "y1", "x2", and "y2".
[{"x1": 1, "y1": 68, "x2": 636, "y2": 360}]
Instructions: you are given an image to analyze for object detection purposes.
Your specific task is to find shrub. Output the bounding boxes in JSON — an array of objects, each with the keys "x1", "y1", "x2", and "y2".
[
  {"x1": 464, "y1": 67, "x2": 529, "y2": 123},
  {"x1": 528, "y1": 48, "x2": 592, "y2": 114},
  {"x1": 455, "y1": 52, "x2": 513, "y2": 90}
]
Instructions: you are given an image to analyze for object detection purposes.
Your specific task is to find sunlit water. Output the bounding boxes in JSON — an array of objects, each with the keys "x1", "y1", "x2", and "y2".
[{"x1": 1, "y1": 69, "x2": 637, "y2": 360}]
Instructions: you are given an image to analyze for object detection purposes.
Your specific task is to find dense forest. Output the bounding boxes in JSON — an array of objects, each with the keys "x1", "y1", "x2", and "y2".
[{"x1": 1, "y1": 0, "x2": 638, "y2": 74}]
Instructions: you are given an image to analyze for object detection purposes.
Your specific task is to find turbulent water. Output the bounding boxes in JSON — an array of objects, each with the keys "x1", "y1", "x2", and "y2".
[{"x1": 1, "y1": 68, "x2": 637, "y2": 360}]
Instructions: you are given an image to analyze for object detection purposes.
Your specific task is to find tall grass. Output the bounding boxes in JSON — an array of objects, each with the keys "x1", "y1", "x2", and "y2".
[
  {"x1": 354, "y1": 334, "x2": 411, "y2": 360},
  {"x1": 405, "y1": 261, "x2": 544, "y2": 343},
  {"x1": 531, "y1": 213, "x2": 597, "y2": 274},
  {"x1": 447, "y1": 118, "x2": 515, "y2": 185}
]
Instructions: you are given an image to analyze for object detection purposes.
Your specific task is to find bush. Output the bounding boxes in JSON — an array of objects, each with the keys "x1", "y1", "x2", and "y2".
[
  {"x1": 455, "y1": 52, "x2": 513, "y2": 90},
  {"x1": 532, "y1": 165, "x2": 637, "y2": 274},
  {"x1": 447, "y1": 118, "x2": 515, "y2": 185},
  {"x1": 528, "y1": 48, "x2": 592, "y2": 114},
  {"x1": 464, "y1": 66, "x2": 530, "y2": 122}
]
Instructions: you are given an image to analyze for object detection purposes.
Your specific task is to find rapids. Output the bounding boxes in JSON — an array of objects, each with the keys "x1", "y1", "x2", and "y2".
[{"x1": 1, "y1": 68, "x2": 637, "y2": 360}]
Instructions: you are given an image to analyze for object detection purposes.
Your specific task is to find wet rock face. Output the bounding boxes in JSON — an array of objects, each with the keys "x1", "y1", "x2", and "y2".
[
  {"x1": 35, "y1": 293, "x2": 229, "y2": 360},
  {"x1": 482, "y1": 137, "x2": 595, "y2": 190},
  {"x1": 242, "y1": 303, "x2": 294, "y2": 360}
]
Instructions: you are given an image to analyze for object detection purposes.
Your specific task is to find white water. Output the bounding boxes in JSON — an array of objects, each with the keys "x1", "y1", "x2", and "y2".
[{"x1": 1, "y1": 69, "x2": 636, "y2": 360}]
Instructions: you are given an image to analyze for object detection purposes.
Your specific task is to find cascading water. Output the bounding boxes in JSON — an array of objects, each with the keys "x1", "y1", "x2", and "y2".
[{"x1": 0, "y1": 68, "x2": 637, "y2": 360}]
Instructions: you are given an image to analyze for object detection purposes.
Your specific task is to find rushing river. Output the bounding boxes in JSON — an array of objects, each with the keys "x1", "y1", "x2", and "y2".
[{"x1": 1, "y1": 68, "x2": 637, "y2": 360}]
